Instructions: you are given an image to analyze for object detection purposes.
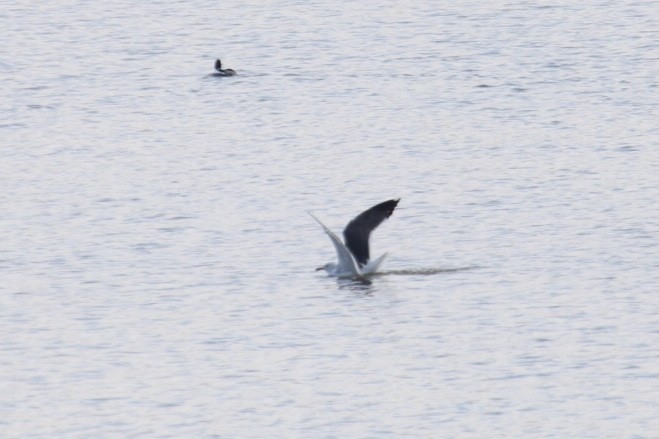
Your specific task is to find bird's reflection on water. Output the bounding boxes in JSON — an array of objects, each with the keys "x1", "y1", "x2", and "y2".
[{"x1": 336, "y1": 276, "x2": 374, "y2": 292}]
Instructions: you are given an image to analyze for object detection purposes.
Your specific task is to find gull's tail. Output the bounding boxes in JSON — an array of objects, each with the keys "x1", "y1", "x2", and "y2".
[{"x1": 361, "y1": 253, "x2": 388, "y2": 275}]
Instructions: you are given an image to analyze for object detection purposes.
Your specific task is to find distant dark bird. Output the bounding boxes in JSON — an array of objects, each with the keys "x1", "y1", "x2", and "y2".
[
  {"x1": 213, "y1": 59, "x2": 236, "y2": 77},
  {"x1": 310, "y1": 199, "x2": 400, "y2": 277}
]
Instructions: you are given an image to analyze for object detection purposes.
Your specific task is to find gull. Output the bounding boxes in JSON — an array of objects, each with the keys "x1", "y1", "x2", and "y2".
[{"x1": 310, "y1": 199, "x2": 400, "y2": 277}]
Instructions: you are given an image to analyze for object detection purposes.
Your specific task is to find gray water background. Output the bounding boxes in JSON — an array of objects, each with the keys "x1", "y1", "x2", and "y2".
[{"x1": 1, "y1": 0, "x2": 658, "y2": 437}]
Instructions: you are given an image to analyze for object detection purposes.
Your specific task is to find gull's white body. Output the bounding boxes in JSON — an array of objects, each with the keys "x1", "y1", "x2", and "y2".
[{"x1": 310, "y1": 213, "x2": 388, "y2": 278}]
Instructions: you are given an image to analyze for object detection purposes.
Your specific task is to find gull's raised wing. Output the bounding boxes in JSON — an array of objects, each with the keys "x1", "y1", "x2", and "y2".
[
  {"x1": 309, "y1": 213, "x2": 361, "y2": 276},
  {"x1": 343, "y1": 199, "x2": 400, "y2": 266}
]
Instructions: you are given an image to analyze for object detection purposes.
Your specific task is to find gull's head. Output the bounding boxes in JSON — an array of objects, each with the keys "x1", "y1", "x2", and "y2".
[{"x1": 315, "y1": 262, "x2": 336, "y2": 274}]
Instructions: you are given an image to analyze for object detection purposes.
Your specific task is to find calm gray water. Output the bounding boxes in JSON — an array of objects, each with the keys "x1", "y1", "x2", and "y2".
[{"x1": 2, "y1": 1, "x2": 658, "y2": 437}]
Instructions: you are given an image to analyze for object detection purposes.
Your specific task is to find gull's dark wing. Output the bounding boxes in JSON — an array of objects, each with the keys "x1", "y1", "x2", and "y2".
[{"x1": 343, "y1": 199, "x2": 400, "y2": 266}]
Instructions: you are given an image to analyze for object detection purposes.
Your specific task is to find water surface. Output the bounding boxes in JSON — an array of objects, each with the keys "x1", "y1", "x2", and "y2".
[{"x1": 1, "y1": 1, "x2": 658, "y2": 437}]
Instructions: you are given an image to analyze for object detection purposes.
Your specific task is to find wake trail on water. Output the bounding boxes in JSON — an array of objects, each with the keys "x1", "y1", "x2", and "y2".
[{"x1": 374, "y1": 266, "x2": 478, "y2": 276}]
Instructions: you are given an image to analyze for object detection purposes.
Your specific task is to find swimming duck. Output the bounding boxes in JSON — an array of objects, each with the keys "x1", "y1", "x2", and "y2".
[{"x1": 214, "y1": 59, "x2": 236, "y2": 76}]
